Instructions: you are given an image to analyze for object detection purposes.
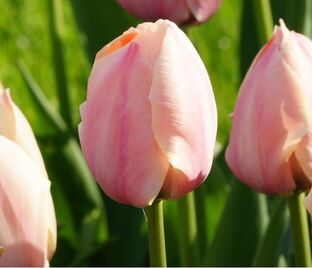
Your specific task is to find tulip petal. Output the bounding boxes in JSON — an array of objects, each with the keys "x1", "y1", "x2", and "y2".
[
  {"x1": 226, "y1": 25, "x2": 311, "y2": 195},
  {"x1": 46, "y1": 197, "x2": 57, "y2": 260},
  {"x1": 150, "y1": 22, "x2": 217, "y2": 198},
  {"x1": 186, "y1": 0, "x2": 221, "y2": 21},
  {"x1": 0, "y1": 89, "x2": 15, "y2": 139},
  {"x1": 294, "y1": 132, "x2": 312, "y2": 183},
  {"x1": 117, "y1": 0, "x2": 190, "y2": 24},
  {"x1": 0, "y1": 136, "x2": 52, "y2": 266},
  {"x1": 0, "y1": 90, "x2": 48, "y2": 177},
  {"x1": 80, "y1": 41, "x2": 169, "y2": 208}
]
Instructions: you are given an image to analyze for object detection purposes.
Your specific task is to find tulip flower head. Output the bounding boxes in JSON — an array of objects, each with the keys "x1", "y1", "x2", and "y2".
[
  {"x1": 116, "y1": 0, "x2": 221, "y2": 25},
  {"x1": 0, "y1": 89, "x2": 56, "y2": 266},
  {"x1": 79, "y1": 19, "x2": 217, "y2": 208},
  {"x1": 226, "y1": 20, "x2": 312, "y2": 195}
]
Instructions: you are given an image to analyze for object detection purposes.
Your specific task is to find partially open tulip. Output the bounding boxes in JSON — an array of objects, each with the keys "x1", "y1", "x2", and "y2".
[
  {"x1": 0, "y1": 89, "x2": 56, "y2": 266},
  {"x1": 79, "y1": 19, "x2": 217, "y2": 208},
  {"x1": 226, "y1": 20, "x2": 312, "y2": 195},
  {"x1": 116, "y1": 0, "x2": 221, "y2": 25}
]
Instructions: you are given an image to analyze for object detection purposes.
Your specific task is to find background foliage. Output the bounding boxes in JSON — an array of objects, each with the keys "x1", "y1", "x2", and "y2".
[{"x1": 0, "y1": 0, "x2": 311, "y2": 266}]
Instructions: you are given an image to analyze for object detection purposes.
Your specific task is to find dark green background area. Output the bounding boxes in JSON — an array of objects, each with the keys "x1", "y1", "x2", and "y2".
[{"x1": 0, "y1": 0, "x2": 310, "y2": 266}]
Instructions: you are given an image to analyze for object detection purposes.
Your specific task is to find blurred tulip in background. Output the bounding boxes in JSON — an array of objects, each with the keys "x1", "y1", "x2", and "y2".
[
  {"x1": 79, "y1": 19, "x2": 217, "y2": 208},
  {"x1": 0, "y1": 88, "x2": 57, "y2": 266},
  {"x1": 116, "y1": 0, "x2": 221, "y2": 25},
  {"x1": 226, "y1": 20, "x2": 312, "y2": 196}
]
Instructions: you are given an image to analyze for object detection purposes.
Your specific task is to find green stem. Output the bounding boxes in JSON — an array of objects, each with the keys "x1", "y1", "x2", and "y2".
[
  {"x1": 144, "y1": 200, "x2": 167, "y2": 267},
  {"x1": 177, "y1": 192, "x2": 199, "y2": 266},
  {"x1": 194, "y1": 185, "x2": 208, "y2": 263},
  {"x1": 252, "y1": 0, "x2": 274, "y2": 44},
  {"x1": 287, "y1": 192, "x2": 312, "y2": 267}
]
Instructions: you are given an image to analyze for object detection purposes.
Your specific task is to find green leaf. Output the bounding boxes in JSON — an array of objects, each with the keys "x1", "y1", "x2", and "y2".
[
  {"x1": 17, "y1": 60, "x2": 68, "y2": 134},
  {"x1": 271, "y1": 0, "x2": 305, "y2": 33},
  {"x1": 204, "y1": 150, "x2": 231, "y2": 245},
  {"x1": 70, "y1": 0, "x2": 137, "y2": 61},
  {"x1": 252, "y1": 198, "x2": 289, "y2": 266},
  {"x1": 70, "y1": 208, "x2": 108, "y2": 266},
  {"x1": 47, "y1": 0, "x2": 72, "y2": 127},
  {"x1": 302, "y1": 0, "x2": 312, "y2": 38},
  {"x1": 206, "y1": 180, "x2": 268, "y2": 266},
  {"x1": 92, "y1": 201, "x2": 148, "y2": 266},
  {"x1": 240, "y1": 0, "x2": 262, "y2": 77},
  {"x1": 61, "y1": 138, "x2": 108, "y2": 215}
]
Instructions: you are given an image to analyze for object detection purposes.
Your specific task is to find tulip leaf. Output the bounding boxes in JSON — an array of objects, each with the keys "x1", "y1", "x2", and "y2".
[
  {"x1": 204, "y1": 148, "x2": 232, "y2": 245},
  {"x1": 302, "y1": 0, "x2": 312, "y2": 38},
  {"x1": 61, "y1": 138, "x2": 108, "y2": 217},
  {"x1": 45, "y1": 138, "x2": 109, "y2": 266},
  {"x1": 251, "y1": 0, "x2": 273, "y2": 45},
  {"x1": 271, "y1": 0, "x2": 306, "y2": 34},
  {"x1": 240, "y1": 0, "x2": 262, "y2": 77},
  {"x1": 252, "y1": 198, "x2": 289, "y2": 266},
  {"x1": 205, "y1": 180, "x2": 268, "y2": 266},
  {"x1": 91, "y1": 200, "x2": 148, "y2": 266},
  {"x1": 69, "y1": 208, "x2": 108, "y2": 266},
  {"x1": 269, "y1": 0, "x2": 312, "y2": 38},
  {"x1": 17, "y1": 60, "x2": 68, "y2": 134},
  {"x1": 70, "y1": 0, "x2": 137, "y2": 61},
  {"x1": 47, "y1": 0, "x2": 72, "y2": 128},
  {"x1": 194, "y1": 157, "x2": 230, "y2": 265},
  {"x1": 49, "y1": 177, "x2": 78, "y2": 266}
]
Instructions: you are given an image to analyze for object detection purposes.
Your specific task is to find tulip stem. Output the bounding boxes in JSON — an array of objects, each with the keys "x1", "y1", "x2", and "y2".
[
  {"x1": 287, "y1": 192, "x2": 312, "y2": 267},
  {"x1": 144, "y1": 200, "x2": 167, "y2": 267},
  {"x1": 252, "y1": 0, "x2": 274, "y2": 44},
  {"x1": 177, "y1": 192, "x2": 199, "y2": 266}
]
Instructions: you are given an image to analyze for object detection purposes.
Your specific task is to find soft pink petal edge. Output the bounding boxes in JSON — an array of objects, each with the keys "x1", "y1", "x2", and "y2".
[
  {"x1": 0, "y1": 136, "x2": 54, "y2": 266},
  {"x1": 150, "y1": 21, "x2": 217, "y2": 198},
  {"x1": 80, "y1": 39, "x2": 168, "y2": 208}
]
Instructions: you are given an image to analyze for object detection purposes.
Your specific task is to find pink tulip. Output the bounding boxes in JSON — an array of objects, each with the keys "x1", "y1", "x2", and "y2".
[
  {"x1": 226, "y1": 20, "x2": 312, "y2": 195},
  {"x1": 116, "y1": 0, "x2": 221, "y2": 25},
  {"x1": 0, "y1": 89, "x2": 56, "y2": 266},
  {"x1": 79, "y1": 19, "x2": 217, "y2": 208}
]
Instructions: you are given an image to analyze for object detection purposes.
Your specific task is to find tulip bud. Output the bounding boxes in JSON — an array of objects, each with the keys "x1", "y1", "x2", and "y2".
[
  {"x1": 79, "y1": 19, "x2": 217, "y2": 208},
  {"x1": 226, "y1": 20, "x2": 312, "y2": 195},
  {"x1": 116, "y1": 0, "x2": 221, "y2": 25},
  {"x1": 0, "y1": 89, "x2": 56, "y2": 266}
]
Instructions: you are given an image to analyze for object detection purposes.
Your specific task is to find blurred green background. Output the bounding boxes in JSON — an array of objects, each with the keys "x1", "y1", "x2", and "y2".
[{"x1": 0, "y1": 0, "x2": 311, "y2": 266}]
